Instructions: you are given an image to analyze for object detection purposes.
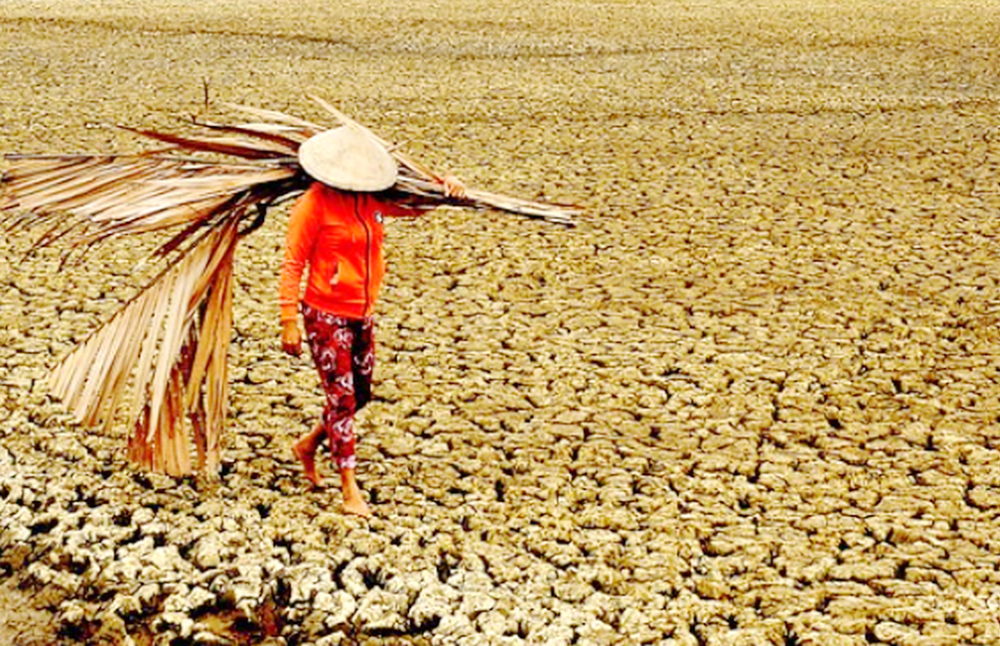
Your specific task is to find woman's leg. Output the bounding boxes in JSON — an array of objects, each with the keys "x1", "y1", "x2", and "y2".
[
  {"x1": 293, "y1": 421, "x2": 325, "y2": 486},
  {"x1": 300, "y1": 305, "x2": 370, "y2": 515},
  {"x1": 338, "y1": 317, "x2": 375, "y2": 516},
  {"x1": 324, "y1": 408, "x2": 369, "y2": 517},
  {"x1": 352, "y1": 317, "x2": 376, "y2": 412}
]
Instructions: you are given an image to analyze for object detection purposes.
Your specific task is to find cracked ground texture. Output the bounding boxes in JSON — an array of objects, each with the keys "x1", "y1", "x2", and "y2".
[{"x1": 2, "y1": 0, "x2": 1000, "y2": 645}]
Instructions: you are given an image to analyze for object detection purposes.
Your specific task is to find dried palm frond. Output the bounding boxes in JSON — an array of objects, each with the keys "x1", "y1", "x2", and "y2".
[
  {"x1": 1, "y1": 99, "x2": 578, "y2": 476},
  {"x1": 47, "y1": 210, "x2": 242, "y2": 475},
  {"x1": 3, "y1": 155, "x2": 300, "y2": 261}
]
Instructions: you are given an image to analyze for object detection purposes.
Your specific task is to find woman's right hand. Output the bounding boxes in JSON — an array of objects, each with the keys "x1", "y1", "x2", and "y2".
[
  {"x1": 282, "y1": 320, "x2": 302, "y2": 356},
  {"x1": 442, "y1": 174, "x2": 467, "y2": 199}
]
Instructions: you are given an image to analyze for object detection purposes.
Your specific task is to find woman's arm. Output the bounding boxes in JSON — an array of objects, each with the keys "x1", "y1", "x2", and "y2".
[
  {"x1": 278, "y1": 184, "x2": 323, "y2": 355},
  {"x1": 380, "y1": 175, "x2": 469, "y2": 218}
]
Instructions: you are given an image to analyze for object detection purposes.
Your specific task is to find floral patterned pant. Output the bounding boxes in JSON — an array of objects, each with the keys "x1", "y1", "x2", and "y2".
[{"x1": 302, "y1": 304, "x2": 375, "y2": 471}]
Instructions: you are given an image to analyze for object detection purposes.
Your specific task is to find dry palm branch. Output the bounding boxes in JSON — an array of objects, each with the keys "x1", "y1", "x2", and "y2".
[{"x1": 0, "y1": 97, "x2": 578, "y2": 477}]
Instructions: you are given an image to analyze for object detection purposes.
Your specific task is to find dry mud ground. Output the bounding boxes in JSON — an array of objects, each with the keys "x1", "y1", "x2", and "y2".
[{"x1": 2, "y1": 0, "x2": 1000, "y2": 644}]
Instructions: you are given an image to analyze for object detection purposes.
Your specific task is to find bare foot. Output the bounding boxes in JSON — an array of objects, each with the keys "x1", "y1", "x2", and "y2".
[
  {"x1": 340, "y1": 468, "x2": 372, "y2": 517},
  {"x1": 342, "y1": 495, "x2": 372, "y2": 518},
  {"x1": 293, "y1": 439, "x2": 322, "y2": 487}
]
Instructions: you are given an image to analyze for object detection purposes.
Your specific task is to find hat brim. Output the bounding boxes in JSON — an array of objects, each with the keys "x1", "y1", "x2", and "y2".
[{"x1": 298, "y1": 127, "x2": 398, "y2": 192}]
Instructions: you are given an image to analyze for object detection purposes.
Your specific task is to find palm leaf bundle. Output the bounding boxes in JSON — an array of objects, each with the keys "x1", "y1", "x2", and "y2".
[{"x1": 1, "y1": 97, "x2": 577, "y2": 476}]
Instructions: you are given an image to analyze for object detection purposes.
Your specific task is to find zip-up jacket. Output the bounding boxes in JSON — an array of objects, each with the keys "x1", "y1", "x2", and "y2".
[{"x1": 279, "y1": 183, "x2": 427, "y2": 322}]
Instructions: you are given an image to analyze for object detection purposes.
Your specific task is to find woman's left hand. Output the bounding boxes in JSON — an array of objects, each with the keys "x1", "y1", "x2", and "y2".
[
  {"x1": 442, "y1": 174, "x2": 467, "y2": 200},
  {"x1": 282, "y1": 320, "x2": 302, "y2": 356}
]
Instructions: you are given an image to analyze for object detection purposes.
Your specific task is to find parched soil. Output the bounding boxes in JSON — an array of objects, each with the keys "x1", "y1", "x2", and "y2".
[{"x1": 2, "y1": 1, "x2": 1000, "y2": 644}]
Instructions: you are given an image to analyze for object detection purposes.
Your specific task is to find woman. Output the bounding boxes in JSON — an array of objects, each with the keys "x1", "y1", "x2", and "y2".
[{"x1": 279, "y1": 126, "x2": 465, "y2": 516}]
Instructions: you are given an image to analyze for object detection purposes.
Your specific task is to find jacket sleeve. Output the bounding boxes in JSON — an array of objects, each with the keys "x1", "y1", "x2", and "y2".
[
  {"x1": 278, "y1": 185, "x2": 322, "y2": 322},
  {"x1": 377, "y1": 194, "x2": 436, "y2": 218}
]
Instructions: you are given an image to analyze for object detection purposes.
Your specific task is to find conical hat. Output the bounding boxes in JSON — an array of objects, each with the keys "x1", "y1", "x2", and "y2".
[{"x1": 297, "y1": 127, "x2": 398, "y2": 191}]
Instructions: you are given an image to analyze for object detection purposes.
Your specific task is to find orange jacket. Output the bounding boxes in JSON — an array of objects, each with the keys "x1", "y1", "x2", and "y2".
[{"x1": 279, "y1": 183, "x2": 426, "y2": 322}]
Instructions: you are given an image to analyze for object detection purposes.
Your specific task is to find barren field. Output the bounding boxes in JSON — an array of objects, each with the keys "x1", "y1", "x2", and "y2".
[{"x1": 2, "y1": 0, "x2": 1000, "y2": 644}]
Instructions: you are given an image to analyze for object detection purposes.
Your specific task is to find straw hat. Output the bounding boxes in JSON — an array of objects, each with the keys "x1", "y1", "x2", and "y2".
[{"x1": 298, "y1": 127, "x2": 398, "y2": 192}]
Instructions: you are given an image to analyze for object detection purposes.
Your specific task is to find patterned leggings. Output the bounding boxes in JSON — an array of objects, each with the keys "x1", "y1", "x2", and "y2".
[{"x1": 302, "y1": 304, "x2": 375, "y2": 471}]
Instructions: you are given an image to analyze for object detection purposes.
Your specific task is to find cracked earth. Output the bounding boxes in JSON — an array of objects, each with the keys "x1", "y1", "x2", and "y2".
[{"x1": 2, "y1": 1, "x2": 1000, "y2": 644}]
